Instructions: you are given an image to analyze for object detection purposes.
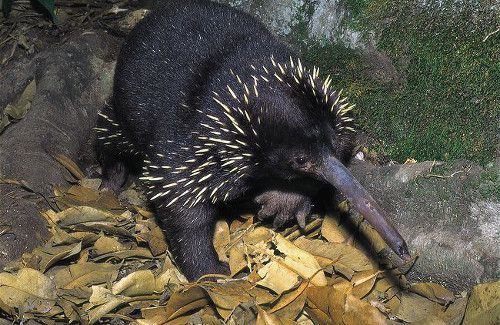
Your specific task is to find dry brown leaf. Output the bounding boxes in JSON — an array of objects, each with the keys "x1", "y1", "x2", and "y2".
[
  {"x1": 270, "y1": 286, "x2": 307, "y2": 320},
  {"x1": 410, "y1": 282, "x2": 455, "y2": 305},
  {"x1": 321, "y1": 215, "x2": 349, "y2": 243},
  {"x1": 94, "y1": 235, "x2": 125, "y2": 255},
  {"x1": 92, "y1": 247, "x2": 154, "y2": 261},
  {"x1": 257, "y1": 261, "x2": 301, "y2": 294},
  {"x1": 3, "y1": 79, "x2": 36, "y2": 120},
  {"x1": 202, "y1": 280, "x2": 273, "y2": 320},
  {"x1": 33, "y1": 242, "x2": 82, "y2": 272},
  {"x1": 256, "y1": 306, "x2": 285, "y2": 325},
  {"x1": 112, "y1": 270, "x2": 157, "y2": 296},
  {"x1": 274, "y1": 234, "x2": 327, "y2": 287},
  {"x1": 463, "y1": 280, "x2": 500, "y2": 325},
  {"x1": 351, "y1": 269, "x2": 382, "y2": 299},
  {"x1": 53, "y1": 154, "x2": 86, "y2": 180},
  {"x1": 293, "y1": 237, "x2": 373, "y2": 275},
  {"x1": 56, "y1": 206, "x2": 124, "y2": 227},
  {"x1": 87, "y1": 286, "x2": 128, "y2": 324},
  {"x1": 0, "y1": 268, "x2": 57, "y2": 315},
  {"x1": 213, "y1": 220, "x2": 231, "y2": 262},
  {"x1": 229, "y1": 241, "x2": 248, "y2": 276},
  {"x1": 243, "y1": 226, "x2": 273, "y2": 245},
  {"x1": 147, "y1": 226, "x2": 168, "y2": 256},
  {"x1": 156, "y1": 268, "x2": 188, "y2": 290},
  {"x1": 164, "y1": 286, "x2": 209, "y2": 321},
  {"x1": 306, "y1": 286, "x2": 345, "y2": 325},
  {"x1": 342, "y1": 294, "x2": 387, "y2": 325},
  {"x1": 230, "y1": 215, "x2": 254, "y2": 233},
  {"x1": 51, "y1": 262, "x2": 119, "y2": 289},
  {"x1": 394, "y1": 292, "x2": 444, "y2": 323},
  {"x1": 268, "y1": 281, "x2": 308, "y2": 314}
]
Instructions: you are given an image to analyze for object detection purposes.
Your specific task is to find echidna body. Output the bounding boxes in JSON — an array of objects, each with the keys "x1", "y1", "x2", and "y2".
[{"x1": 96, "y1": 0, "x2": 409, "y2": 280}]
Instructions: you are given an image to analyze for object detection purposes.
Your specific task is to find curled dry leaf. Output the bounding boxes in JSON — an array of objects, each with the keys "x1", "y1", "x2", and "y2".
[
  {"x1": 274, "y1": 234, "x2": 327, "y2": 287},
  {"x1": 343, "y1": 294, "x2": 387, "y2": 325},
  {"x1": 293, "y1": 237, "x2": 373, "y2": 278},
  {"x1": 463, "y1": 281, "x2": 500, "y2": 325},
  {"x1": 256, "y1": 306, "x2": 287, "y2": 325},
  {"x1": 321, "y1": 215, "x2": 349, "y2": 243},
  {"x1": 87, "y1": 286, "x2": 128, "y2": 325},
  {"x1": 112, "y1": 270, "x2": 157, "y2": 297},
  {"x1": 351, "y1": 269, "x2": 383, "y2": 299},
  {"x1": 410, "y1": 282, "x2": 455, "y2": 305},
  {"x1": 94, "y1": 235, "x2": 125, "y2": 255},
  {"x1": 202, "y1": 280, "x2": 274, "y2": 320},
  {"x1": 51, "y1": 262, "x2": 120, "y2": 290},
  {"x1": 306, "y1": 286, "x2": 346, "y2": 324},
  {"x1": 33, "y1": 242, "x2": 82, "y2": 272},
  {"x1": 0, "y1": 268, "x2": 57, "y2": 315},
  {"x1": 213, "y1": 220, "x2": 231, "y2": 262},
  {"x1": 257, "y1": 261, "x2": 301, "y2": 294}
]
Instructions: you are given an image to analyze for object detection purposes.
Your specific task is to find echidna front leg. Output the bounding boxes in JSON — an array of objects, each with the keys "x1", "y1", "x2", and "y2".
[
  {"x1": 158, "y1": 203, "x2": 229, "y2": 281},
  {"x1": 255, "y1": 190, "x2": 312, "y2": 229}
]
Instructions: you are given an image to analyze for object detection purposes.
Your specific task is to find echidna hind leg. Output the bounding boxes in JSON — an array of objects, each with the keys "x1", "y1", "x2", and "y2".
[
  {"x1": 100, "y1": 161, "x2": 128, "y2": 192},
  {"x1": 95, "y1": 104, "x2": 141, "y2": 192},
  {"x1": 159, "y1": 203, "x2": 229, "y2": 281}
]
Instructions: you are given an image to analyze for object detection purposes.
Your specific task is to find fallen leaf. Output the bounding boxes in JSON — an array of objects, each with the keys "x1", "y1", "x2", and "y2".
[
  {"x1": 321, "y1": 215, "x2": 349, "y2": 243},
  {"x1": 53, "y1": 154, "x2": 86, "y2": 180},
  {"x1": 4, "y1": 79, "x2": 36, "y2": 120},
  {"x1": 463, "y1": 280, "x2": 500, "y2": 325},
  {"x1": 94, "y1": 235, "x2": 125, "y2": 255},
  {"x1": 33, "y1": 242, "x2": 82, "y2": 272},
  {"x1": 213, "y1": 220, "x2": 230, "y2": 262},
  {"x1": 0, "y1": 268, "x2": 56, "y2": 315},
  {"x1": 257, "y1": 261, "x2": 300, "y2": 294},
  {"x1": 256, "y1": 306, "x2": 285, "y2": 325},
  {"x1": 51, "y1": 262, "x2": 119, "y2": 289},
  {"x1": 342, "y1": 294, "x2": 387, "y2": 325},
  {"x1": 274, "y1": 234, "x2": 327, "y2": 287},
  {"x1": 410, "y1": 282, "x2": 455, "y2": 305}
]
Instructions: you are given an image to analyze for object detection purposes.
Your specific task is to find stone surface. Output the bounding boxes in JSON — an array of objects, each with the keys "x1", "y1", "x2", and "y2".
[
  {"x1": 0, "y1": 30, "x2": 119, "y2": 268},
  {"x1": 219, "y1": 0, "x2": 306, "y2": 37},
  {"x1": 350, "y1": 159, "x2": 499, "y2": 291},
  {"x1": 218, "y1": 0, "x2": 363, "y2": 48},
  {"x1": 216, "y1": 0, "x2": 401, "y2": 85}
]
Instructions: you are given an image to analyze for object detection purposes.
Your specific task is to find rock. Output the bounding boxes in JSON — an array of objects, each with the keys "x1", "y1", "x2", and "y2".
[
  {"x1": 218, "y1": 0, "x2": 306, "y2": 37},
  {"x1": 463, "y1": 281, "x2": 500, "y2": 324},
  {"x1": 308, "y1": 0, "x2": 362, "y2": 48},
  {"x1": 215, "y1": 0, "x2": 401, "y2": 85},
  {"x1": 0, "y1": 30, "x2": 119, "y2": 268},
  {"x1": 350, "y1": 159, "x2": 499, "y2": 291}
]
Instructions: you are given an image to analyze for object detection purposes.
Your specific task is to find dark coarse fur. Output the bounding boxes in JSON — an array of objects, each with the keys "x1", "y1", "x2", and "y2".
[{"x1": 96, "y1": 0, "x2": 357, "y2": 280}]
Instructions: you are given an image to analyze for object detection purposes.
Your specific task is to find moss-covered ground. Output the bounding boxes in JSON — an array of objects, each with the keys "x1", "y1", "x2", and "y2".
[{"x1": 296, "y1": 0, "x2": 498, "y2": 165}]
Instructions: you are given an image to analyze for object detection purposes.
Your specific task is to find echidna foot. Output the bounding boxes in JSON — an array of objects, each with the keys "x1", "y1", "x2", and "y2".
[{"x1": 254, "y1": 190, "x2": 312, "y2": 229}]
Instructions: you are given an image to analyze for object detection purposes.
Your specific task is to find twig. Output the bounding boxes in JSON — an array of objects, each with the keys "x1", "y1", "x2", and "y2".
[{"x1": 483, "y1": 28, "x2": 500, "y2": 42}]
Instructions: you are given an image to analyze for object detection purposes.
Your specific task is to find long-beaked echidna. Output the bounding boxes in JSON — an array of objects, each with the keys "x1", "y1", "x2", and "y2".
[{"x1": 95, "y1": 0, "x2": 410, "y2": 281}]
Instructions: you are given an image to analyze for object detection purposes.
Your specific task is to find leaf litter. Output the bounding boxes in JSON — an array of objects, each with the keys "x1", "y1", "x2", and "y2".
[{"x1": 0, "y1": 156, "x2": 498, "y2": 324}]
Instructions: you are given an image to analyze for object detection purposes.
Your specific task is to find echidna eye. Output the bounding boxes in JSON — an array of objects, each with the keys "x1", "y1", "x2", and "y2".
[{"x1": 294, "y1": 156, "x2": 307, "y2": 166}]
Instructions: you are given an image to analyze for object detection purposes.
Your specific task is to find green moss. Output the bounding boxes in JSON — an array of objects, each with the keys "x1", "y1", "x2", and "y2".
[
  {"x1": 477, "y1": 169, "x2": 500, "y2": 201},
  {"x1": 299, "y1": 0, "x2": 498, "y2": 165}
]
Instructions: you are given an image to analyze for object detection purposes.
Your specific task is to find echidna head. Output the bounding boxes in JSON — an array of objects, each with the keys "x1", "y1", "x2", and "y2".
[
  {"x1": 229, "y1": 56, "x2": 410, "y2": 260},
  {"x1": 246, "y1": 58, "x2": 356, "y2": 182}
]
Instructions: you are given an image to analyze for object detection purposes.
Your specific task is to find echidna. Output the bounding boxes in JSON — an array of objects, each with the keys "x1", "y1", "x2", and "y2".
[{"x1": 95, "y1": 0, "x2": 410, "y2": 281}]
